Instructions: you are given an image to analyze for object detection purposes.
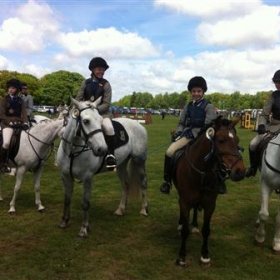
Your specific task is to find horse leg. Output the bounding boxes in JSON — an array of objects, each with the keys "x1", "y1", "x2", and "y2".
[
  {"x1": 200, "y1": 201, "x2": 216, "y2": 266},
  {"x1": 115, "y1": 160, "x2": 129, "y2": 216},
  {"x1": 58, "y1": 174, "x2": 74, "y2": 229},
  {"x1": 255, "y1": 185, "x2": 271, "y2": 245},
  {"x1": 272, "y1": 201, "x2": 280, "y2": 253},
  {"x1": 191, "y1": 206, "x2": 200, "y2": 233},
  {"x1": 33, "y1": 165, "x2": 45, "y2": 212},
  {"x1": 8, "y1": 167, "x2": 26, "y2": 214},
  {"x1": 0, "y1": 173, "x2": 3, "y2": 202},
  {"x1": 176, "y1": 200, "x2": 190, "y2": 267},
  {"x1": 135, "y1": 158, "x2": 148, "y2": 216},
  {"x1": 79, "y1": 177, "x2": 93, "y2": 238}
]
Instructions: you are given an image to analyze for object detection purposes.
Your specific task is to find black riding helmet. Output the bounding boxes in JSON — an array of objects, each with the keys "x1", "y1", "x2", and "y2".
[
  {"x1": 272, "y1": 70, "x2": 280, "y2": 82},
  {"x1": 6, "y1": 78, "x2": 21, "y2": 90},
  {"x1": 88, "y1": 57, "x2": 109, "y2": 71},
  {"x1": 187, "y1": 76, "x2": 207, "y2": 92}
]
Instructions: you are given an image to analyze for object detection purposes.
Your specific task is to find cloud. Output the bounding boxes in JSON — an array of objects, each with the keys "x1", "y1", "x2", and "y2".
[
  {"x1": 57, "y1": 27, "x2": 161, "y2": 58},
  {"x1": 154, "y1": 0, "x2": 262, "y2": 19},
  {"x1": 0, "y1": 0, "x2": 60, "y2": 53},
  {"x1": 197, "y1": 5, "x2": 280, "y2": 48}
]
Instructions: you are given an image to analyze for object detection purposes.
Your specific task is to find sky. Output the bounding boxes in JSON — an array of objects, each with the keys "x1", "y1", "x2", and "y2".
[{"x1": 0, "y1": 0, "x2": 280, "y2": 102}]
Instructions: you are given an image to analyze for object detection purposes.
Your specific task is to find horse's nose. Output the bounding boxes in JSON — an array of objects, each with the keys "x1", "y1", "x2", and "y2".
[{"x1": 230, "y1": 169, "x2": 245, "y2": 181}]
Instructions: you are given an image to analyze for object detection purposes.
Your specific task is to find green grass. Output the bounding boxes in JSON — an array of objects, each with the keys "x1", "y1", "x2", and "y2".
[{"x1": 0, "y1": 115, "x2": 279, "y2": 280}]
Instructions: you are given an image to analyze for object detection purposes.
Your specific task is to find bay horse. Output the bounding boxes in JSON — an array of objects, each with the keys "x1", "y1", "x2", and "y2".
[
  {"x1": 255, "y1": 132, "x2": 280, "y2": 253},
  {"x1": 173, "y1": 116, "x2": 245, "y2": 266},
  {"x1": 56, "y1": 97, "x2": 148, "y2": 237},
  {"x1": 0, "y1": 117, "x2": 65, "y2": 213}
]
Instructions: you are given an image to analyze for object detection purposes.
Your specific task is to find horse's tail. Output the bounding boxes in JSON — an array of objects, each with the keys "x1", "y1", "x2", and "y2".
[{"x1": 127, "y1": 154, "x2": 147, "y2": 196}]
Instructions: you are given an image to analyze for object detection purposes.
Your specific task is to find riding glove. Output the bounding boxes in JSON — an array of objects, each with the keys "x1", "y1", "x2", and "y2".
[
  {"x1": 257, "y1": 124, "x2": 266, "y2": 135},
  {"x1": 171, "y1": 131, "x2": 182, "y2": 142}
]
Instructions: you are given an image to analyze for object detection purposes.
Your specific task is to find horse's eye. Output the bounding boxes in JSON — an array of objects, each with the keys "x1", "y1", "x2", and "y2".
[
  {"x1": 72, "y1": 109, "x2": 79, "y2": 119},
  {"x1": 83, "y1": 119, "x2": 89, "y2": 125}
]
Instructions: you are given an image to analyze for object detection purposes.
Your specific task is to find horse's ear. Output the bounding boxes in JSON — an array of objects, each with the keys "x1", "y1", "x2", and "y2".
[
  {"x1": 230, "y1": 117, "x2": 240, "y2": 128},
  {"x1": 70, "y1": 96, "x2": 80, "y2": 108},
  {"x1": 92, "y1": 96, "x2": 102, "y2": 108}
]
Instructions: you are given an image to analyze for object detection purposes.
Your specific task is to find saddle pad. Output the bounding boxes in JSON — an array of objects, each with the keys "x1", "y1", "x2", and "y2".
[{"x1": 112, "y1": 120, "x2": 129, "y2": 149}]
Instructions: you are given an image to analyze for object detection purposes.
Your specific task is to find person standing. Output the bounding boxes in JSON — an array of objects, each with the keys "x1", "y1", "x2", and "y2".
[
  {"x1": 76, "y1": 57, "x2": 116, "y2": 170},
  {"x1": 0, "y1": 79, "x2": 29, "y2": 172},
  {"x1": 20, "y1": 82, "x2": 34, "y2": 123},
  {"x1": 159, "y1": 76, "x2": 221, "y2": 194}
]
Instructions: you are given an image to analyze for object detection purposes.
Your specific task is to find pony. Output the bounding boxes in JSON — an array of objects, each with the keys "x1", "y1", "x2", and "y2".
[
  {"x1": 255, "y1": 132, "x2": 280, "y2": 253},
  {"x1": 56, "y1": 97, "x2": 148, "y2": 237},
  {"x1": 0, "y1": 117, "x2": 65, "y2": 213},
  {"x1": 173, "y1": 117, "x2": 245, "y2": 267}
]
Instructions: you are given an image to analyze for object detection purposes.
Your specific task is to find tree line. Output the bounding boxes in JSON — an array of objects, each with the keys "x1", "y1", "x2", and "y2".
[{"x1": 0, "y1": 70, "x2": 271, "y2": 110}]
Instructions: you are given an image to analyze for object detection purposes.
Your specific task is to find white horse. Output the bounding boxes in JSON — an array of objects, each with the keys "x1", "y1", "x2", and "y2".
[
  {"x1": 255, "y1": 133, "x2": 280, "y2": 253},
  {"x1": 0, "y1": 118, "x2": 65, "y2": 213},
  {"x1": 56, "y1": 97, "x2": 148, "y2": 237}
]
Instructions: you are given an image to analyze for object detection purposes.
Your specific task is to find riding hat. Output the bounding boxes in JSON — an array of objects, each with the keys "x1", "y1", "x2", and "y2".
[
  {"x1": 6, "y1": 79, "x2": 21, "y2": 90},
  {"x1": 188, "y1": 76, "x2": 207, "y2": 92},
  {"x1": 272, "y1": 70, "x2": 280, "y2": 82},
  {"x1": 88, "y1": 57, "x2": 109, "y2": 71}
]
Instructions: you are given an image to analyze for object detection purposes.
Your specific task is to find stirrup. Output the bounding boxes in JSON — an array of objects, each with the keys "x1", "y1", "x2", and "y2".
[
  {"x1": 105, "y1": 154, "x2": 116, "y2": 171},
  {"x1": 0, "y1": 164, "x2": 11, "y2": 173}
]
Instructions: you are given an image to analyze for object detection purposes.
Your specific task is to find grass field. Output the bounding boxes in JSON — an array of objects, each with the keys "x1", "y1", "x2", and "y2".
[{"x1": 0, "y1": 114, "x2": 279, "y2": 280}]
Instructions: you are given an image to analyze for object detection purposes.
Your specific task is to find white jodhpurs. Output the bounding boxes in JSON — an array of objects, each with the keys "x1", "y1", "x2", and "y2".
[
  {"x1": 2, "y1": 127, "x2": 14, "y2": 149},
  {"x1": 102, "y1": 118, "x2": 114, "y2": 136}
]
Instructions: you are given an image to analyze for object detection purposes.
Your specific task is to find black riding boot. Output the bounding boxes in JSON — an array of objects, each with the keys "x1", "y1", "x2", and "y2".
[
  {"x1": 105, "y1": 135, "x2": 116, "y2": 171},
  {"x1": 160, "y1": 155, "x2": 172, "y2": 194},
  {"x1": 0, "y1": 148, "x2": 10, "y2": 173},
  {"x1": 245, "y1": 148, "x2": 258, "y2": 178}
]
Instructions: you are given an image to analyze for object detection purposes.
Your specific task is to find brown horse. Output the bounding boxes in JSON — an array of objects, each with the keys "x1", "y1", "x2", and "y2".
[{"x1": 173, "y1": 116, "x2": 245, "y2": 267}]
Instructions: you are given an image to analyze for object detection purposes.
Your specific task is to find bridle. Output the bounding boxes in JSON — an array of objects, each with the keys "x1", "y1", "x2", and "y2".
[
  {"x1": 186, "y1": 126, "x2": 243, "y2": 181},
  {"x1": 61, "y1": 105, "x2": 103, "y2": 147}
]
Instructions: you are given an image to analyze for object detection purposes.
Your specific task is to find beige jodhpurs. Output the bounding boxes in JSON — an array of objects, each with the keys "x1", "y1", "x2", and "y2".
[{"x1": 166, "y1": 137, "x2": 190, "y2": 157}]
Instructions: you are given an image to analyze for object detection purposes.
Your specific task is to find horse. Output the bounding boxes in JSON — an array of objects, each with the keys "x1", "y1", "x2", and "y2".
[
  {"x1": 56, "y1": 97, "x2": 148, "y2": 237},
  {"x1": 173, "y1": 117, "x2": 245, "y2": 267},
  {"x1": 0, "y1": 117, "x2": 66, "y2": 213},
  {"x1": 254, "y1": 132, "x2": 280, "y2": 253}
]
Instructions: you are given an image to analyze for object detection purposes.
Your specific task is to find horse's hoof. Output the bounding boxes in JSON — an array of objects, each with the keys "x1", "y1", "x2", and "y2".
[
  {"x1": 140, "y1": 209, "x2": 148, "y2": 216},
  {"x1": 272, "y1": 242, "x2": 280, "y2": 253},
  {"x1": 254, "y1": 237, "x2": 265, "y2": 246},
  {"x1": 58, "y1": 220, "x2": 68, "y2": 229},
  {"x1": 78, "y1": 227, "x2": 89, "y2": 238},
  {"x1": 175, "y1": 258, "x2": 186, "y2": 267},
  {"x1": 38, "y1": 208, "x2": 46, "y2": 213},
  {"x1": 200, "y1": 257, "x2": 211, "y2": 267},
  {"x1": 191, "y1": 227, "x2": 200, "y2": 234},
  {"x1": 114, "y1": 209, "x2": 124, "y2": 216}
]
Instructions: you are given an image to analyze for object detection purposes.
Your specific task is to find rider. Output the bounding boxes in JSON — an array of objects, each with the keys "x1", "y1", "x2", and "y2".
[
  {"x1": 246, "y1": 69, "x2": 280, "y2": 178},
  {"x1": 76, "y1": 57, "x2": 116, "y2": 171},
  {"x1": 159, "y1": 76, "x2": 224, "y2": 195},
  {"x1": 0, "y1": 79, "x2": 29, "y2": 172}
]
